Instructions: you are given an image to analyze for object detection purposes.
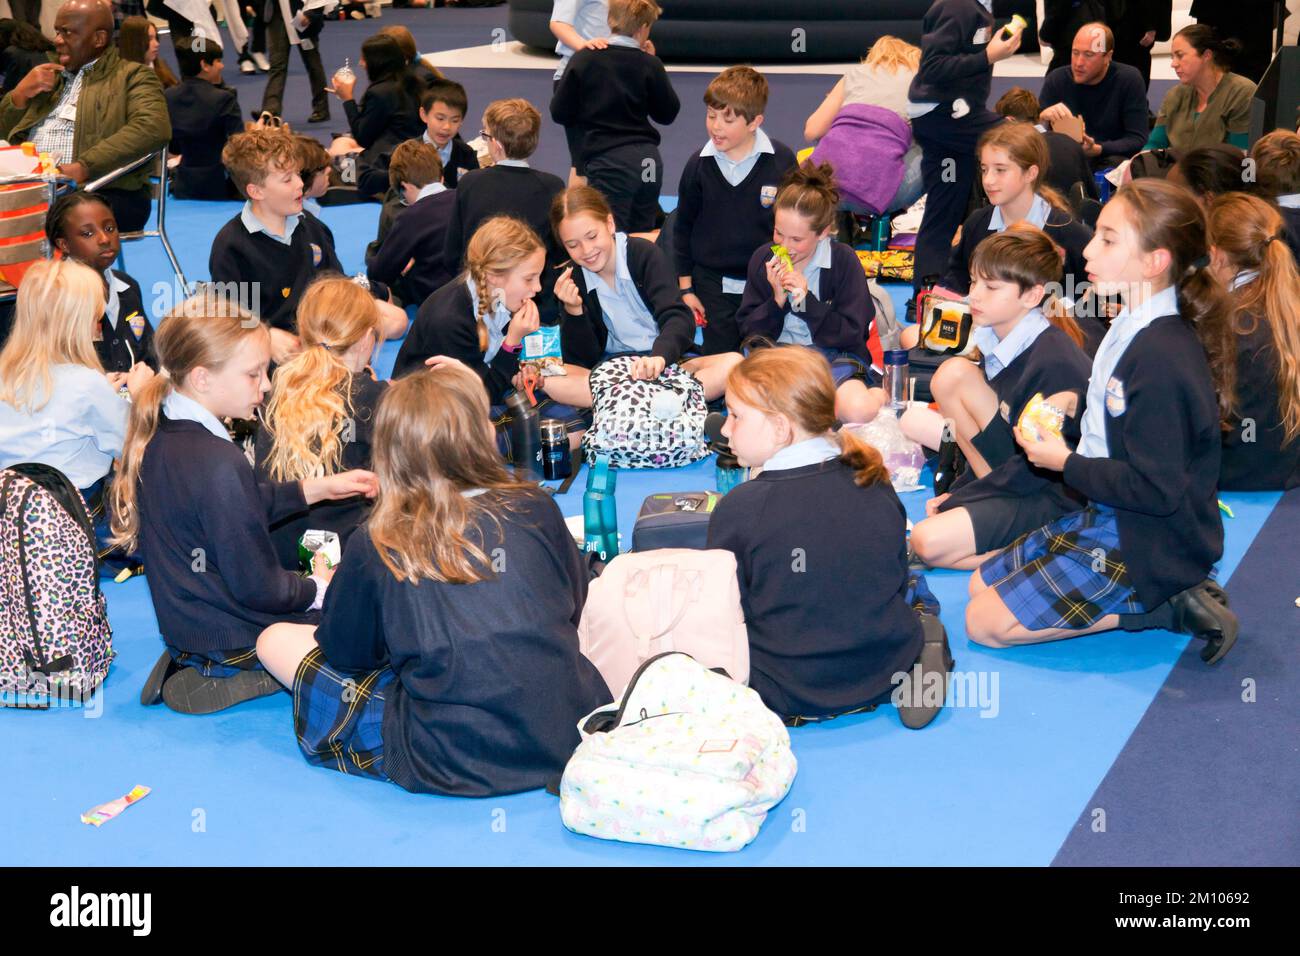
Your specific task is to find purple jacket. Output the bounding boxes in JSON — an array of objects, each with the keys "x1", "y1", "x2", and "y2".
[{"x1": 810, "y1": 103, "x2": 912, "y2": 214}]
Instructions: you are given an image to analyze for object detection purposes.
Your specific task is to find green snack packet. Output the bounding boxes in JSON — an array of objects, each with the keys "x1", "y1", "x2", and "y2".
[
  {"x1": 770, "y1": 244, "x2": 794, "y2": 271},
  {"x1": 298, "y1": 529, "x2": 342, "y2": 572}
]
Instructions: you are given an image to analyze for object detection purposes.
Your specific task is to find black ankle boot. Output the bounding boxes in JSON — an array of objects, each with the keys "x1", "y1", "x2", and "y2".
[{"x1": 1169, "y1": 580, "x2": 1239, "y2": 664}]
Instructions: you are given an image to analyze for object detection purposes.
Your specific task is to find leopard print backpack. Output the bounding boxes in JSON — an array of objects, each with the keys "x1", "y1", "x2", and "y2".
[
  {"x1": 582, "y1": 356, "x2": 709, "y2": 469},
  {"x1": 0, "y1": 464, "x2": 114, "y2": 706}
]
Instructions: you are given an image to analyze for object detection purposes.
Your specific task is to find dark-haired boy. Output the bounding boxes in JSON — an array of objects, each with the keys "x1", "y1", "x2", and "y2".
[{"x1": 165, "y1": 36, "x2": 243, "y2": 200}]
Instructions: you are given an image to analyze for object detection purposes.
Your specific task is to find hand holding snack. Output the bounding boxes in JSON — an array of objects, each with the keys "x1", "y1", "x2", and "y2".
[
  {"x1": 765, "y1": 256, "x2": 788, "y2": 307},
  {"x1": 1017, "y1": 392, "x2": 1066, "y2": 443},
  {"x1": 781, "y1": 267, "x2": 809, "y2": 309},
  {"x1": 505, "y1": 298, "x2": 540, "y2": 346},
  {"x1": 554, "y1": 266, "x2": 584, "y2": 314},
  {"x1": 682, "y1": 291, "x2": 707, "y2": 325},
  {"x1": 1001, "y1": 13, "x2": 1028, "y2": 41},
  {"x1": 770, "y1": 244, "x2": 795, "y2": 272}
]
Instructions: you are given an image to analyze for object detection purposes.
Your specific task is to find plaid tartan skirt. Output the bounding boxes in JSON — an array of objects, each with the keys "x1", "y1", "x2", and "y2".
[
  {"x1": 168, "y1": 645, "x2": 263, "y2": 680},
  {"x1": 978, "y1": 505, "x2": 1146, "y2": 631},
  {"x1": 292, "y1": 648, "x2": 395, "y2": 781}
]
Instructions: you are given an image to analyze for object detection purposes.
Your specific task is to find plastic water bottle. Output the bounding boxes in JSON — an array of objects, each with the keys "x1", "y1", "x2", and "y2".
[
  {"x1": 883, "y1": 349, "x2": 910, "y2": 410},
  {"x1": 333, "y1": 58, "x2": 355, "y2": 87},
  {"x1": 583, "y1": 454, "x2": 619, "y2": 560},
  {"x1": 715, "y1": 449, "x2": 748, "y2": 495}
]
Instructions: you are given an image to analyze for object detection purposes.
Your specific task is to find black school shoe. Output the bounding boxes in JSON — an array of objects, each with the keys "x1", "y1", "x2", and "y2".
[
  {"x1": 307, "y1": 108, "x2": 330, "y2": 123},
  {"x1": 1170, "y1": 580, "x2": 1239, "y2": 665},
  {"x1": 140, "y1": 650, "x2": 181, "y2": 706},
  {"x1": 896, "y1": 612, "x2": 955, "y2": 730},
  {"x1": 161, "y1": 666, "x2": 284, "y2": 715}
]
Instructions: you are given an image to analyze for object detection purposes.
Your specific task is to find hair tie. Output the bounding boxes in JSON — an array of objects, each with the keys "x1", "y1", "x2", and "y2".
[
  {"x1": 1189, "y1": 254, "x2": 1211, "y2": 272},
  {"x1": 319, "y1": 342, "x2": 335, "y2": 351},
  {"x1": 1268, "y1": 234, "x2": 1284, "y2": 245}
]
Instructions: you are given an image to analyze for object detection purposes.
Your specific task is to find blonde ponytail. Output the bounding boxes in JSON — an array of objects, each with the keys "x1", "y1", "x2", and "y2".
[{"x1": 463, "y1": 216, "x2": 545, "y2": 355}]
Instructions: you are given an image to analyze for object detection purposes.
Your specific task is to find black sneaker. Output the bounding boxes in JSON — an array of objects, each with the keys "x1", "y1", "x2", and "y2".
[
  {"x1": 1169, "y1": 580, "x2": 1239, "y2": 664},
  {"x1": 140, "y1": 650, "x2": 180, "y2": 706},
  {"x1": 161, "y1": 666, "x2": 284, "y2": 715},
  {"x1": 896, "y1": 612, "x2": 954, "y2": 729}
]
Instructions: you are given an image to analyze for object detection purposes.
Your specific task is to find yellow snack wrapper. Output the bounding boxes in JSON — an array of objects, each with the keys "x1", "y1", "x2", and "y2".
[
  {"x1": 1003, "y1": 14, "x2": 1028, "y2": 38},
  {"x1": 1018, "y1": 392, "x2": 1065, "y2": 443},
  {"x1": 770, "y1": 244, "x2": 794, "y2": 271}
]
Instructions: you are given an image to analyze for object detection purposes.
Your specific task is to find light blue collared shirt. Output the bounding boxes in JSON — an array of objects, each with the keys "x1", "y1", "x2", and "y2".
[
  {"x1": 421, "y1": 131, "x2": 454, "y2": 170},
  {"x1": 240, "y1": 200, "x2": 300, "y2": 246},
  {"x1": 416, "y1": 181, "x2": 448, "y2": 202},
  {"x1": 971, "y1": 307, "x2": 1050, "y2": 380},
  {"x1": 102, "y1": 269, "x2": 132, "y2": 330},
  {"x1": 163, "y1": 389, "x2": 231, "y2": 442},
  {"x1": 495, "y1": 158, "x2": 530, "y2": 169},
  {"x1": 988, "y1": 193, "x2": 1052, "y2": 232},
  {"x1": 1276, "y1": 193, "x2": 1300, "y2": 209},
  {"x1": 701, "y1": 127, "x2": 774, "y2": 188},
  {"x1": 580, "y1": 232, "x2": 658, "y2": 355},
  {"x1": 1230, "y1": 269, "x2": 1259, "y2": 290},
  {"x1": 778, "y1": 237, "x2": 834, "y2": 346},
  {"x1": 607, "y1": 35, "x2": 640, "y2": 50},
  {"x1": 0, "y1": 364, "x2": 126, "y2": 489},
  {"x1": 465, "y1": 276, "x2": 515, "y2": 364},
  {"x1": 762, "y1": 435, "x2": 841, "y2": 472},
  {"x1": 1076, "y1": 284, "x2": 1179, "y2": 459},
  {"x1": 551, "y1": 0, "x2": 611, "y2": 78}
]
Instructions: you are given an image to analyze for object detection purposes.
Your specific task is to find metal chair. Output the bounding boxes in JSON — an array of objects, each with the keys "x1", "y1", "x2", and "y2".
[{"x1": 85, "y1": 146, "x2": 188, "y2": 293}]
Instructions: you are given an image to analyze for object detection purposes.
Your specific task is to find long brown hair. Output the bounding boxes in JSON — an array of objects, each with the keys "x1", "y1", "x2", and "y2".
[
  {"x1": 261, "y1": 277, "x2": 383, "y2": 482},
  {"x1": 774, "y1": 160, "x2": 840, "y2": 233},
  {"x1": 0, "y1": 259, "x2": 105, "y2": 413},
  {"x1": 109, "y1": 293, "x2": 268, "y2": 551},
  {"x1": 969, "y1": 222, "x2": 1087, "y2": 348},
  {"x1": 550, "y1": 184, "x2": 613, "y2": 240},
  {"x1": 1208, "y1": 192, "x2": 1300, "y2": 444},
  {"x1": 118, "y1": 16, "x2": 178, "y2": 88},
  {"x1": 978, "y1": 122, "x2": 1072, "y2": 218},
  {"x1": 463, "y1": 216, "x2": 544, "y2": 353},
  {"x1": 368, "y1": 364, "x2": 533, "y2": 584},
  {"x1": 725, "y1": 346, "x2": 890, "y2": 487},
  {"x1": 1109, "y1": 179, "x2": 1236, "y2": 422}
]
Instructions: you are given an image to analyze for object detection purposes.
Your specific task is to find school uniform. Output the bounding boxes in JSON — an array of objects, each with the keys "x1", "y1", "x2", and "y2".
[
  {"x1": 1040, "y1": 126, "x2": 1097, "y2": 200},
  {"x1": 936, "y1": 311, "x2": 1092, "y2": 552},
  {"x1": 735, "y1": 237, "x2": 876, "y2": 383},
  {"x1": 253, "y1": 371, "x2": 389, "y2": 570},
  {"x1": 294, "y1": 487, "x2": 611, "y2": 795},
  {"x1": 673, "y1": 129, "x2": 797, "y2": 354},
  {"x1": 1219, "y1": 271, "x2": 1300, "y2": 490},
  {"x1": 940, "y1": 194, "x2": 1094, "y2": 303},
  {"x1": 94, "y1": 268, "x2": 156, "y2": 374},
  {"x1": 431, "y1": 132, "x2": 478, "y2": 189},
  {"x1": 908, "y1": 0, "x2": 1006, "y2": 290},
  {"x1": 136, "y1": 390, "x2": 321, "y2": 669},
  {"x1": 165, "y1": 75, "x2": 243, "y2": 200},
  {"x1": 208, "y1": 202, "x2": 388, "y2": 332},
  {"x1": 550, "y1": 36, "x2": 680, "y2": 232},
  {"x1": 561, "y1": 232, "x2": 695, "y2": 369},
  {"x1": 442, "y1": 161, "x2": 567, "y2": 273},
  {"x1": 980, "y1": 285, "x2": 1224, "y2": 629},
  {"x1": 706, "y1": 437, "x2": 925, "y2": 720},
  {"x1": 550, "y1": 0, "x2": 611, "y2": 173},
  {"x1": 0, "y1": 364, "x2": 125, "y2": 493},
  {"x1": 365, "y1": 181, "x2": 456, "y2": 306},
  {"x1": 344, "y1": 78, "x2": 426, "y2": 197}
]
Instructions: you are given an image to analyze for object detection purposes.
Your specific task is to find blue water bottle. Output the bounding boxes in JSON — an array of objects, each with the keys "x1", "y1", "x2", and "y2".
[{"x1": 583, "y1": 453, "x2": 619, "y2": 560}]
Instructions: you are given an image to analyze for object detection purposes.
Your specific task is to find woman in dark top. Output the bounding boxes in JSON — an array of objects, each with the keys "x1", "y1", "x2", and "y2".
[
  {"x1": 256, "y1": 363, "x2": 610, "y2": 796},
  {"x1": 1207, "y1": 192, "x2": 1300, "y2": 490},
  {"x1": 255, "y1": 276, "x2": 388, "y2": 568},
  {"x1": 0, "y1": 18, "x2": 53, "y2": 95}
]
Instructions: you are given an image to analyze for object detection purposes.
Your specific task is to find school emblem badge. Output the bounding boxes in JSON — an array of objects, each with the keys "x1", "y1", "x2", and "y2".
[
  {"x1": 999, "y1": 400, "x2": 1011, "y2": 422},
  {"x1": 1105, "y1": 376, "x2": 1126, "y2": 417},
  {"x1": 310, "y1": 243, "x2": 323, "y2": 267},
  {"x1": 760, "y1": 185, "x2": 778, "y2": 208}
]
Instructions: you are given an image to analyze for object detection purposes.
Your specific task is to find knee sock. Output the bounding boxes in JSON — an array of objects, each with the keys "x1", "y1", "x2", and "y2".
[{"x1": 1118, "y1": 602, "x2": 1175, "y2": 632}]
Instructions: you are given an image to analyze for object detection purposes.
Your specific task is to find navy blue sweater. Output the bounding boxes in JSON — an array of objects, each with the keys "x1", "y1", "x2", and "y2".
[
  {"x1": 1219, "y1": 313, "x2": 1300, "y2": 490},
  {"x1": 941, "y1": 325, "x2": 1092, "y2": 510},
  {"x1": 1062, "y1": 315, "x2": 1223, "y2": 606},
  {"x1": 908, "y1": 0, "x2": 995, "y2": 109},
  {"x1": 941, "y1": 202, "x2": 1094, "y2": 299},
  {"x1": 1037, "y1": 63, "x2": 1151, "y2": 159},
  {"x1": 561, "y1": 236, "x2": 695, "y2": 367},
  {"x1": 673, "y1": 138, "x2": 797, "y2": 278},
  {"x1": 137, "y1": 415, "x2": 318, "y2": 651},
  {"x1": 314, "y1": 488, "x2": 611, "y2": 796},
  {"x1": 707, "y1": 458, "x2": 924, "y2": 720},
  {"x1": 549, "y1": 44, "x2": 680, "y2": 165},
  {"x1": 95, "y1": 270, "x2": 156, "y2": 374},
  {"x1": 365, "y1": 187, "x2": 456, "y2": 306},
  {"x1": 443, "y1": 164, "x2": 567, "y2": 273},
  {"x1": 735, "y1": 240, "x2": 875, "y2": 361}
]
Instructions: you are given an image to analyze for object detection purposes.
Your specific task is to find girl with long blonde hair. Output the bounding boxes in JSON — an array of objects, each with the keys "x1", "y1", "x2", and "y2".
[
  {"x1": 256, "y1": 364, "x2": 610, "y2": 795},
  {"x1": 255, "y1": 276, "x2": 387, "y2": 567},
  {"x1": 111, "y1": 292, "x2": 376, "y2": 716},
  {"x1": 705, "y1": 346, "x2": 952, "y2": 729},
  {"x1": 0, "y1": 259, "x2": 152, "y2": 498},
  {"x1": 1208, "y1": 192, "x2": 1300, "y2": 490}
]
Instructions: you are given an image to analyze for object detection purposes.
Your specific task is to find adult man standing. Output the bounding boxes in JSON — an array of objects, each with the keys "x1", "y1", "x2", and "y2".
[
  {"x1": 1109, "y1": 0, "x2": 1172, "y2": 90},
  {"x1": 1037, "y1": 22, "x2": 1150, "y2": 168},
  {"x1": 0, "y1": 0, "x2": 169, "y2": 231}
]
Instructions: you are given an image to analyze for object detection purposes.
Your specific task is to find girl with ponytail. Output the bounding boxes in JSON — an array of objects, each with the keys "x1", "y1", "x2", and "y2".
[
  {"x1": 968, "y1": 179, "x2": 1239, "y2": 665},
  {"x1": 706, "y1": 346, "x2": 953, "y2": 729},
  {"x1": 112, "y1": 293, "x2": 378, "y2": 716},
  {"x1": 1207, "y1": 192, "x2": 1300, "y2": 490},
  {"x1": 254, "y1": 276, "x2": 387, "y2": 568}
]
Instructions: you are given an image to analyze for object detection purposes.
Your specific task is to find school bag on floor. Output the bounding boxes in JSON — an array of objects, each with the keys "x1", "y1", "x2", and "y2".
[
  {"x1": 577, "y1": 548, "x2": 748, "y2": 696},
  {"x1": 559, "y1": 652, "x2": 797, "y2": 852},
  {"x1": 582, "y1": 355, "x2": 709, "y2": 468},
  {"x1": 0, "y1": 463, "x2": 114, "y2": 705}
]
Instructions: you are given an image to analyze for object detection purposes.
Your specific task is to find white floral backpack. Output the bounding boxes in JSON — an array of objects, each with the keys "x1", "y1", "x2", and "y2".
[
  {"x1": 559, "y1": 652, "x2": 797, "y2": 852},
  {"x1": 582, "y1": 356, "x2": 709, "y2": 468}
]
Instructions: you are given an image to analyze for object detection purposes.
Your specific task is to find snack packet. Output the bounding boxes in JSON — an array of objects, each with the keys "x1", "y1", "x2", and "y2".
[
  {"x1": 1018, "y1": 392, "x2": 1066, "y2": 443},
  {"x1": 521, "y1": 325, "x2": 566, "y2": 377},
  {"x1": 1002, "y1": 14, "x2": 1027, "y2": 39},
  {"x1": 770, "y1": 244, "x2": 794, "y2": 271},
  {"x1": 82, "y1": 785, "x2": 150, "y2": 827},
  {"x1": 298, "y1": 529, "x2": 341, "y2": 573}
]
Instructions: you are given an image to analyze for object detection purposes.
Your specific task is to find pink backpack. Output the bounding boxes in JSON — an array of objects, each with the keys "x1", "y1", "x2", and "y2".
[{"x1": 578, "y1": 549, "x2": 749, "y2": 696}]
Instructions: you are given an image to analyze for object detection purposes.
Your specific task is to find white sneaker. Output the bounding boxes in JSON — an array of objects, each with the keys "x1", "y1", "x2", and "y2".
[
  {"x1": 239, "y1": 59, "x2": 255, "y2": 74},
  {"x1": 251, "y1": 51, "x2": 271, "y2": 72}
]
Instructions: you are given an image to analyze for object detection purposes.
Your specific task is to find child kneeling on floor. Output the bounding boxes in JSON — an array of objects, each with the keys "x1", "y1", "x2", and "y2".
[
  {"x1": 706, "y1": 346, "x2": 952, "y2": 728},
  {"x1": 257, "y1": 364, "x2": 611, "y2": 795},
  {"x1": 111, "y1": 293, "x2": 379, "y2": 715}
]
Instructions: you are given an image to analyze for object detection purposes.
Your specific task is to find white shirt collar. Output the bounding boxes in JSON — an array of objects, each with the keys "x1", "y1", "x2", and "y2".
[
  {"x1": 989, "y1": 193, "x2": 1051, "y2": 231},
  {"x1": 700, "y1": 126, "x2": 774, "y2": 163},
  {"x1": 102, "y1": 268, "x2": 131, "y2": 328},
  {"x1": 163, "y1": 389, "x2": 232, "y2": 442},
  {"x1": 240, "y1": 200, "x2": 300, "y2": 246},
  {"x1": 1229, "y1": 269, "x2": 1259, "y2": 290},
  {"x1": 1112, "y1": 283, "x2": 1179, "y2": 331},
  {"x1": 415, "y1": 181, "x2": 447, "y2": 202},
  {"x1": 607, "y1": 35, "x2": 640, "y2": 49},
  {"x1": 762, "y1": 435, "x2": 840, "y2": 472},
  {"x1": 581, "y1": 231, "x2": 633, "y2": 289},
  {"x1": 495, "y1": 158, "x2": 530, "y2": 168},
  {"x1": 1275, "y1": 193, "x2": 1300, "y2": 209}
]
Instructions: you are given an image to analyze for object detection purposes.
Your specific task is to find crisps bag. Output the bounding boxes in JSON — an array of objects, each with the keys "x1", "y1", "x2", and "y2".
[
  {"x1": 856, "y1": 247, "x2": 914, "y2": 284},
  {"x1": 559, "y1": 652, "x2": 796, "y2": 852},
  {"x1": 582, "y1": 355, "x2": 708, "y2": 468}
]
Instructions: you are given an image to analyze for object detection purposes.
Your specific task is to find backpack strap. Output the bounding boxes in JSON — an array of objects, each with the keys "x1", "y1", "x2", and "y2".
[{"x1": 7, "y1": 473, "x2": 76, "y2": 677}]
